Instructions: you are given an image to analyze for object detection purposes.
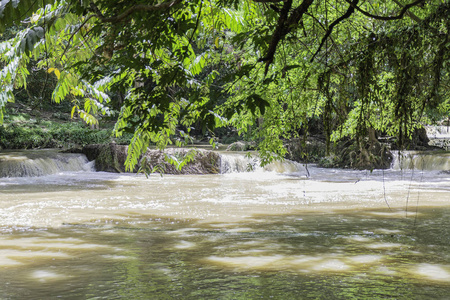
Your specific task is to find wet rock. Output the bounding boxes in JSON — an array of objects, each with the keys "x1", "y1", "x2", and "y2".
[
  {"x1": 319, "y1": 139, "x2": 393, "y2": 170},
  {"x1": 82, "y1": 143, "x2": 129, "y2": 172},
  {"x1": 408, "y1": 127, "x2": 431, "y2": 150},
  {"x1": 284, "y1": 137, "x2": 327, "y2": 163},
  {"x1": 141, "y1": 148, "x2": 221, "y2": 175},
  {"x1": 82, "y1": 143, "x2": 221, "y2": 174}
]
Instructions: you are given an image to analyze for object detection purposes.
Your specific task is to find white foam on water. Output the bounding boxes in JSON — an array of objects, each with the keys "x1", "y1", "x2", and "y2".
[
  {"x1": 346, "y1": 255, "x2": 383, "y2": 264},
  {"x1": 365, "y1": 243, "x2": 405, "y2": 249},
  {"x1": 0, "y1": 150, "x2": 94, "y2": 178},
  {"x1": 219, "y1": 152, "x2": 306, "y2": 174},
  {"x1": 0, "y1": 249, "x2": 70, "y2": 268}
]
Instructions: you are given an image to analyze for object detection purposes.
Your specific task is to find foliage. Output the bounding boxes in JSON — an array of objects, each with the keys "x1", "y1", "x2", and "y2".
[
  {"x1": 0, "y1": 112, "x2": 128, "y2": 149},
  {"x1": 0, "y1": 0, "x2": 449, "y2": 170}
]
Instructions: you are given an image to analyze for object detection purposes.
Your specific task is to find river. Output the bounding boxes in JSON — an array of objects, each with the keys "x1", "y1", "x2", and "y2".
[{"x1": 0, "y1": 149, "x2": 449, "y2": 299}]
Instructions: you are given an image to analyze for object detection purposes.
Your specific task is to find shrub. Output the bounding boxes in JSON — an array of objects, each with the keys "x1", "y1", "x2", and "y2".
[{"x1": 0, "y1": 121, "x2": 118, "y2": 149}]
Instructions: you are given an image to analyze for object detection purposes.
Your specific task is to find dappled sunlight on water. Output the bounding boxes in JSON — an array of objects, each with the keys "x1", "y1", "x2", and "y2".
[
  {"x1": 0, "y1": 208, "x2": 448, "y2": 298},
  {"x1": 205, "y1": 253, "x2": 385, "y2": 273},
  {"x1": 0, "y1": 157, "x2": 449, "y2": 298},
  {"x1": 31, "y1": 270, "x2": 69, "y2": 283},
  {"x1": 410, "y1": 263, "x2": 450, "y2": 282}
]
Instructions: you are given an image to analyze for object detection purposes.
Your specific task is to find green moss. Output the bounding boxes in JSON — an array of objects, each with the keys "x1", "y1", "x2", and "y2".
[{"x1": 96, "y1": 146, "x2": 121, "y2": 172}]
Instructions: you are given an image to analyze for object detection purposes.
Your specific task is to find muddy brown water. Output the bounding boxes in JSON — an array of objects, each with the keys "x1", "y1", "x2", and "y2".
[{"x1": 0, "y1": 150, "x2": 449, "y2": 299}]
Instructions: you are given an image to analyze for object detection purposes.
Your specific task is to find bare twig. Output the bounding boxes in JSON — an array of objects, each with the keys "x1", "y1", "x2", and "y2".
[{"x1": 59, "y1": 14, "x2": 96, "y2": 62}]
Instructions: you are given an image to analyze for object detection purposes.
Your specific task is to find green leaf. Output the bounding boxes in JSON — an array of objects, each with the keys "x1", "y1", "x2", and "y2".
[
  {"x1": 246, "y1": 93, "x2": 269, "y2": 115},
  {"x1": 33, "y1": 26, "x2": 44, "y2": 39},
  {"x1": 0, "y1": 0, "x2": 56, "y2": 32},
  {"x1": 70, "y1": 105, "x2": 78, "y2": 119}
]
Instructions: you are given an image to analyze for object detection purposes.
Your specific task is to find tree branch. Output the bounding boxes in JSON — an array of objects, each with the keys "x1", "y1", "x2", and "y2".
[
  {"x1": 259, "y1": 0, "x2": 314, "y2": 75},
  {"x1": 59, "y1": 14, "x2": 96, "y2": 61},
  {"x1": 391, "y1": 0, "x2": 422, "y2": 23},
  {"x1": 259, "y1": 0, "x2": 292, "y2": 64},
  {"x1": 345, "y1": 0, "x2": 426, "y2": 21},
  {"x1": 310, "y1": 0, "x2": 359, "y2": 62},
  {"x1": 188, "y1": 0, "x2": 203, "y2": 45},
  {"x1": 92, "y1": 0, "x2": 183, "y2": 23},
  {"x1": 253, "y1": 0, "x2": 284, "y2": 2}
]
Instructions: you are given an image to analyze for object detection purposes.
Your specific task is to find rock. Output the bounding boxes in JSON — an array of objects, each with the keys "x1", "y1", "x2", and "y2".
[
  {"x1": 141, "y1": 148, "x2": 221, "y2": 174},
  {"x1": 411, "y1": 127, "x2": 430, "y2": 149},
  {"x1": 319, "y1": 139, "x2": 393, "y2": 170},
  {"x1": 82, "y1": 143, "x2": 129, "y2": 172},
  {"x1": 391, "y1": 127, "x2": 435, "y2": 151},
  {"x1": 226, "y1": 141, "x2": 255, "y2": 151},
  {"x1": 284, "y1": 137, "x2": 327, "y2": 163},
  {"x1": 82, "y1": 144, "x2": 221, "y2": 174}
]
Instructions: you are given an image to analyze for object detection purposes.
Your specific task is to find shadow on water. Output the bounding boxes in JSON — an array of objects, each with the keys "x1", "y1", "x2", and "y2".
[
  {"x1": 0, "y1": 149, "x2": 449, "y2": 298},
  {"x1": 0, "y1": 207, "x2": 449, "y2": 299}
]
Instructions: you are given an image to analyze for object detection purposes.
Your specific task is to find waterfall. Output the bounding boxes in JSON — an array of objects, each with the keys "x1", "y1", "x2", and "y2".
[
  {"x1": 219, "y1": 152, "x2": 305, "y2": 174},
  {"x1": 426, "y1": 125, "x2": 450, "y2": 150},
  {"x1": 0, "y1": 150, "x2": 94, "y2": 178},
  {"x1": 219, "y1": 153, "x2": 258, "y2": 173},
  {"x1": 391, "y1": 151, "x2": 450, "y2": 171}
]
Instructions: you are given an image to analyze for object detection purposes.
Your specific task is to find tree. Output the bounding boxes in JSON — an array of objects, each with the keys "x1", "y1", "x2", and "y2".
[{"x1": 1, "y1": 0, "x2": 448, "y2": 170}]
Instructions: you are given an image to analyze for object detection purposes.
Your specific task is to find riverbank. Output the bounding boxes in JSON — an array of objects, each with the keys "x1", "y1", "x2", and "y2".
[
  {"x1": 0, "y1": 104, "x2": 131, "y2": 150},
  {"x1": 1, "y1": 104, "x2": 448, "y2": 171}
]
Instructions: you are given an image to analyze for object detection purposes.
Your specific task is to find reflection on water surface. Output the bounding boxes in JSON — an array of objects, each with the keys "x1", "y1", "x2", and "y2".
[
  {"x1": 0, "y1": 158, "x2": 449, "y2": 299},
  {"x1": 0, "y1": 210, "x2": 449, "y2": 299}
]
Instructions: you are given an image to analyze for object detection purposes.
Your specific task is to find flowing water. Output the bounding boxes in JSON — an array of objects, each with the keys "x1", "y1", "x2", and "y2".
[
  {"x1": 426, "y1": 125, "x2": 450, "y2": 150},
  {"x1": 0, "y1": 149, "x2": 449, "y2": 299}
]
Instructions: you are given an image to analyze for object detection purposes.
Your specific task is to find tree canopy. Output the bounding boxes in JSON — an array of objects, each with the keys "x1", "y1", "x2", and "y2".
[{"x1": 1, "y1": 0, "x2": 449, "y2": 170}]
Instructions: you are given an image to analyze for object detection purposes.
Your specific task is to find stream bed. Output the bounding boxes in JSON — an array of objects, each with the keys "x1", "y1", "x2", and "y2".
[{"x1": 0, "y1": 150, "x2": 449, "y2": 299}]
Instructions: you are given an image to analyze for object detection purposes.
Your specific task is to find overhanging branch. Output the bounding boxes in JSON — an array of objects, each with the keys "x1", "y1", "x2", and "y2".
[
  {"x1": 310, "y1": 0, "x2": 359, "y2": 62},
  {"x1": 259, "y1": 0, "x2": 314, "y2": 75},
  {"x1": 392, "y1": 0, "x2": 422, "y2": 23},
  {"x1": 59, "y1": 14, "x2": 96, "y2": 61},
  {"x1": 91, "y1": 0, "x2": 182, "y2": 23},
  {"x1": 253, "y1": 0, "x2": 284, "y2": 2},
  {"x1": 345, "y1": 0, "x2": 426, "y2": 21}
]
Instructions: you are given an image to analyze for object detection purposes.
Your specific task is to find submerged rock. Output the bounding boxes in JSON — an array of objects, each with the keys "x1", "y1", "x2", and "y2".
[{"x1": 82, "y1": 144, "x2": 221, "y2": 174}]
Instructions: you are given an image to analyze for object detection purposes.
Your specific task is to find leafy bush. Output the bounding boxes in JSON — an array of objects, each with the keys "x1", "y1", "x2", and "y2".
[
  {"x1": 0, "y1": 124, "x2": 50, "y2": 149},
  {"x1": 0, "y1": 121, "x2": 126, "y2": 149}
]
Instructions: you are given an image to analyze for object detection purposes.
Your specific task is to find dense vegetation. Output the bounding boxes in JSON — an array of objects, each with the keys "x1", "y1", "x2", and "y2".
[
  {"x1": 0, "y1": 110, "x2": 133, "y2": 150},
  {"x1": 1, "y1": 0, "x2": 449, "y2": 170}
]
